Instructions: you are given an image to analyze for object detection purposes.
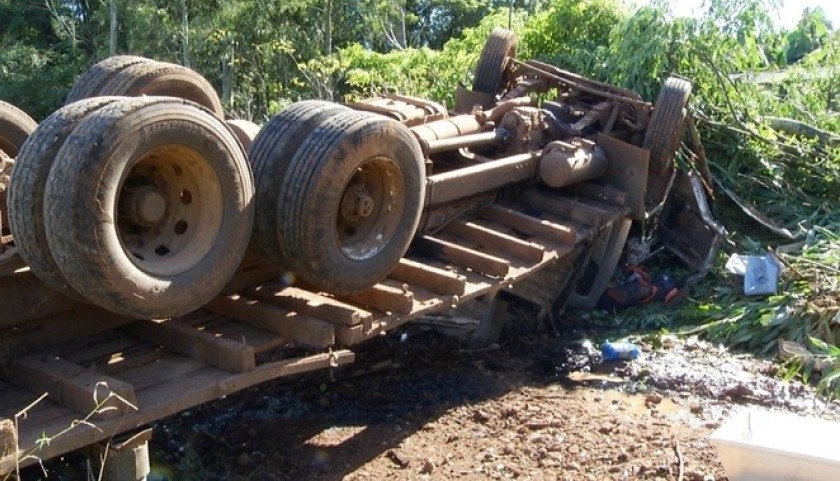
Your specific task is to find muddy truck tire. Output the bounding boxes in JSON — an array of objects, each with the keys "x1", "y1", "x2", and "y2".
[
  {"x1": 225, "y1": 119, "x2": 261, "y2": 151},
  {"x1": 643, "y1": 76, "x2": 692, "y2": 206},
  {"x1": 473, "y1": 27, "x2": 518, "y2": 97},
  {"x1": 8, "y1": 97, "x2": 122, "y2": 298},
  {"x1": 43, "y1": 97, "x2": 254, "y2": 318},
  {"x1": 644, "y1": 76, "x2": 692, "y2": 173},
  {"x1": 277, "y1": 110, "x2": 425, "y2": 294},
  {"x1": 0, "y1": 100, "x2": 38, "y2": 235},
  {"x1": 249, "y1": 100, "x2": 351, "y2": 266},
  {"x1": 89, "y1": 60, "x2": 224, "y2": 118},
  {"x1": 0, "y1": 100, "x2": 38, "y2": 157},
  {"x1": 64, "y1": 56, "x2": 154, "y2": 105}
]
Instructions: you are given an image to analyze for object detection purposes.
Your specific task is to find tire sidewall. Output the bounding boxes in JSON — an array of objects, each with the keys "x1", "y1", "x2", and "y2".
[
  {"x1": 293, "y1": 119, "x2": 425, "y2": 293},
  {"x1": 48, "y1": 102, "x2": 253, "y2": 317}
]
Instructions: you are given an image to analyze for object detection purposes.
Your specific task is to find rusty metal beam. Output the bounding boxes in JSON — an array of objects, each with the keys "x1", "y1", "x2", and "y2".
[
  {"x1": 427, "y1": 152, "x2": 540, "y2": 207},
  {"x1": 427, "y1": 131, "x2": 499, "y2": 154}
]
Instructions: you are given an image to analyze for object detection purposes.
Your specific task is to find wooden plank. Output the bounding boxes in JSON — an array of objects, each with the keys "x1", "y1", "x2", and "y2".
[
  {"x1": 443, "y1": 219, "x2": 545, "y2": 263},
  {"x1": 97, "y1": 347, "x2": 166, "y2": 376},
  {"x1": 217, "y1": 350, "x2": 356, "y2": 392},
  {"x1": 416, "y1": 235, "x2": 510, "y2": 278},
  {"x1": 246, "y1": 286, "x2": 370, "y2": 326},
  {"x1": 6, "y1": 355, "x2": 137, "y2": 420},
  {"x1": 522, "y1": 190, "x2": 605, "y2": 226},
  {"x1": 206, "y1": 296, "x2": 335, "y2": 348},
  {"x1": 6, "y1": 355, "x2": 85, "y2": 401},
  {"x1": 335, "y1": 324, "x2": 366, "y2": 346},
  {"x1": 60, "y1": 336, "x2": 140, "y2": 367},
  {"x1": 338, "y1": 282, "x2": 414, "y2": 314},
  {"x1": 0, "y1": 271, "x2": 86, "y2": 329},
  {"x1": 0, "y1": 387, "x2": 44, "y2": 418},
  {"x1": 196, "y1": 320, "x2": 288, "y2": 354},
  {"x1": 11, "y1": 349, "x2": 355, "y2": 475},
  {"x1": 116, "y1": 355, "x2": 206, "y2": 392},
  {"x1": 2, "y1": 402, "x2": 69, "y2": 427},
  {"x1": 1, "y1": 418, "x2": 14, "y2": 460},
  {"x1": 60, "y1": 370, "x2": 137, "y2": 420},
  {"x1": 220, "y1": 247, "x2": 283, "y2": 295},
  {"x1": 124, "y1": 319, "x2": 256, "y2": 373},
  {"x1": 389, "y1": 258, "x2": 466, "y2": 295},
  {"x1": 0, "y1": 307, "x2": 135, "y2": 360},
  {"x1": 178, "y1": 310, "x2": 226, "y2": 328},
  {"x1": 0, "y1": 454, "x2": 14, "y2": 479},
  {"x1": 480, "y1": 204, "x2": 575, "y2": 245}
]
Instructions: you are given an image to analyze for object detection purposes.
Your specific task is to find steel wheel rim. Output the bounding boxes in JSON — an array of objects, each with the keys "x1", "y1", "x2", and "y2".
[
  {"x1": 116, "y1": 145, "x2": 223, "y2": 276},
  {"x1": 336, "y1": 156, "x2": 405, "y2": 261}
]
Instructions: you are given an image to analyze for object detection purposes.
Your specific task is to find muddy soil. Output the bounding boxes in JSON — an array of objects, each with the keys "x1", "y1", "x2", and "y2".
[
  {"x1": 29, "y1": 326, "x2": 839, "y2": 481},
  {"x1": 141, "y1": 326, "x2": 836, "y2": 481}
]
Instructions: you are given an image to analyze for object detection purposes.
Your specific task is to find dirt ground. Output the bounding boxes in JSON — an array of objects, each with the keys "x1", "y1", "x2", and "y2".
[
  {"x1": 140, "y1": 324, "x2": 836, "y2": 481},
  {"x1": 31, "y1": 322, "x2": 839, "y2": 481}
]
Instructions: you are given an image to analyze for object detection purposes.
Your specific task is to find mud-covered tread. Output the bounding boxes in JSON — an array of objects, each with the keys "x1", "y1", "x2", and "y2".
[
  {"x1": 44, "y1": 97, "x2": 254, "y2": 318},
  {"x1": 248, "y1": 101, "x2": 349, "y2": 266},
  {"x1": 95, "y1": 61, "x2": 224, "y2": 118},
  {"x1": 8, "y1": 97, "x2": 122, "y2": 297},
  {"x1": 277, "y1": 110, "x2": 425, "y2": 293},
  {"x1": 644, "y1": 77, "x2": 692, "y2": 173},
  {"x1": 0, "y1": 100, "x2": 38, "y2": 236},
  {"x1": 64, "y1": 56, "x2": 154, "y2": 105},
  {"x1": 0, "y1": 100, "x2": 38, "y2": 157},
  {"x1": 473, "y1": 27, "x2": 518, "y2": 96},
  {"x1": 279, "y1": 110, "x2": 374, "y2": 273}
]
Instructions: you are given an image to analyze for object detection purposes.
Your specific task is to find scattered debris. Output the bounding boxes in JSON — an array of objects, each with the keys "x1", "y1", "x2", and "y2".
[
  {"x1": 725, "y1": 253, "x2": 783, "y2": 296},
  {"x1": 778, "y1": 339, "x2": 830, "y2": 373},
  {"x1": 133, "y1": 331, "x2": 840, "y2": 480},
  {"x1": 711, "y1": 409, "x2": 840, "y2": 481},
  {"x1": 419, "y1": 457, "x2": 434, "y2": 474},
  {"x1": 602, "y1": 340, "x2": 642, "y2": 362},
  {"x1": 386, "y1": 449, "x2": 411, "y2": 469}
]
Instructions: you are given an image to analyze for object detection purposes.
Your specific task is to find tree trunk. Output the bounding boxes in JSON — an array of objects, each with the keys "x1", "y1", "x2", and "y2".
[
  {"x1": 325, "y1": 0, "x2": 333, "y2": 56},
  {"x1": 221, "y1": 43, "x2": 235, "y2": 108},
  {"x1": 182, "y1": 0, "x2": 190, "y2": 67},
  {"x1": 109, "y1": 0, "x2": 118, "y2": 55},
  {"x1": 398, "y1": 6, "x2": 406, "y2": 48}
]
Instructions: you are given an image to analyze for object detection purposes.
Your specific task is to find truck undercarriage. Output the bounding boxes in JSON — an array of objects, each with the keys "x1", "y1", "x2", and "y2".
[{"x1": 0, "y1": 28, "x2": 722, "y2": 477}]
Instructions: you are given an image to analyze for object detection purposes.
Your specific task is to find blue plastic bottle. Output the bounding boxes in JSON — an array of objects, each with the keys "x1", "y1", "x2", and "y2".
[{"x1": 601, "y1": 340, "x2": 641, "y2": 362}]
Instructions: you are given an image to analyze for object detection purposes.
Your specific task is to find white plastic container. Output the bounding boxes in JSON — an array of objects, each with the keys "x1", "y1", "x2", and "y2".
[{"x1": 710, "y1": 409, "x2": 840, "y2": 481}]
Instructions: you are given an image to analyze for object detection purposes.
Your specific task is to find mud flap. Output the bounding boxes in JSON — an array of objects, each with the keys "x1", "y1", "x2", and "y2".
[
  {"x1": 454, "y1": 85, "x2": 496, "y2": 113},
  {"x1": 659, "y1": 170, "x2": 726, "y2": 276},
  {"x1": 566, "y1": 217, "x2": 633, "y2": 309}
]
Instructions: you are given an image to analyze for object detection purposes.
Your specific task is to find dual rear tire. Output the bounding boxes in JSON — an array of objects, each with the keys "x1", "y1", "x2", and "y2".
[
  {"x1": 250, "y1": 104, "x2": 426, "y2": 294},
  {"x1": 10, "y1": 97, "x2": 425, "y2": 317},
  {"x1": 9, "y1": 97, "x2": 254, "y2": 318},
  {"x1": 66, "y1": 56, "x2": 224, "y2": 118}
]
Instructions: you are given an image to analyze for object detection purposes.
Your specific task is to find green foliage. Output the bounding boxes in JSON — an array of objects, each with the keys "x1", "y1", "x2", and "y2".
[
  {"x1": 0, "y1": 44, "x2": 82, "y2": 119},
  {"x1": 786, "y1": 6, "x2": 834, "y2": 63},
  {"x1": 313, "y1": 9, "x2": 526, "y2": 108},
  {"x1": 520, "y1": 0, "x2": 625, "y2": 77}
]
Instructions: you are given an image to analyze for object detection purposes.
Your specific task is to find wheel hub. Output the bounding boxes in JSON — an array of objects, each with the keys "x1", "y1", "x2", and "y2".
[
  {"x1": 116, "y1": 145, "x2": 223, "y2": 276},
  {"x1": 126, "y1": 186, "x2": 167, "y2": 226},
  {"x1": 335, "y1": 157, "x2": 405, "y2": 261},
  {"x1": 355, "y1": 189, "x2": 375, "y2": 218},
  {"x1": 340, "y1": 184, "x2": 376, "y2": 222}
]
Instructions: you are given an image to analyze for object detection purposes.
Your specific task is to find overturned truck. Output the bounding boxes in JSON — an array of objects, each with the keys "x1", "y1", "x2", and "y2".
[{"x1": 0, "y1": 28, "x2": 721, "y2": 477}]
